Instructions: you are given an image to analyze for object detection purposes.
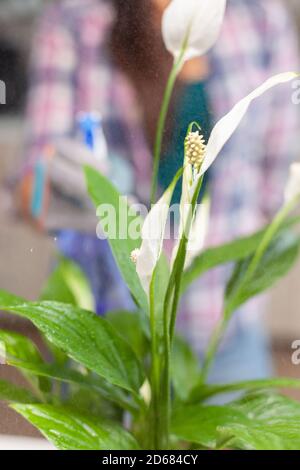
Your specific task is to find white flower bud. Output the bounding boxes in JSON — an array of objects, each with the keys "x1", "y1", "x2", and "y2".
[
  {"x1": 130, "y1": 248, "x2": 141, "y2": 265},
  {"x1": 162, "y1": 0, "x2": 227, "y2": 62}
]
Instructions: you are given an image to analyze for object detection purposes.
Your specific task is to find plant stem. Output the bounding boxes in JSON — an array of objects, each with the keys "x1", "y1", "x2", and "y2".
[
  {"x1": 149, "y1": 271, "x2": 161, "y2": 449},
  {"x1": 200, "y1": 196, "x2": 300, "y2": 383},
  {"x1": 231, "y1": 198, "x2": 298, "y2": 295},
  {"x1": 169, "y1": 177, "x2": 204, "y2": 341},
  {"x1": 161, "y1": 310, "x2": 171, "y2": 449},
  {"x1": 169, "y1": 236, "x2": 189, "y2": 342},
  {"x1": 160, "y1": 177, "x2": 203, "y2": 448},
  {"x1": 150, "y1": 56, "x2": 184, "y2": 205}
]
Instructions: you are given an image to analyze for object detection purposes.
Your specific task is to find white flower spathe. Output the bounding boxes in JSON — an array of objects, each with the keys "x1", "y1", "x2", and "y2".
[
  {"x1": 284, "y1": 162, "x2": 300, "y2": 203},
  {"x1": 162, "y1": 0, "x2": 227, "y2": 62},
  {"x1": 175, "y1": 73, "x2": 298, "y2": 267},
  {"x1": 135, "y1": 72, "x2": 298, "y2": 296},
  {"x1": 196, "y1": 72, "x2": 298, "y2": 182},
  {"x1": 135, "y1": 185, "x2": 173, "y2": 294},
  {"x1": 184, "y1": 196, "x2": 210, "y2": 269}
]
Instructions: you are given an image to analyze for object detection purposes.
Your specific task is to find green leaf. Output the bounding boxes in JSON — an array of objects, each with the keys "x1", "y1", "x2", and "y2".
[
  {"x1": 40, "y1": 257, "x2": 94, "y2": 311},
  {"x1": 3, "y1": 314, "x2": 143, "y2": 414},
  {"x1": 0, "y1": 293, "x2": 144, "y2": 394},
  {"x1": 218, "y1": 393, "x2": 300, "y2": 450},
  {"x1": 65, "y1": 388, "x2": 119, "y2": 421},
  {"x1": 181, "y1": 216, "x2": 300, "y2": 293},
  {"x1": 0, "y1": 329, "x2": 44, "y2": 365},
  {"x1": 106, "y1": 310, "x2": 148, "y2": 360},
  {"x1": 171, "y1": 335, "x2": 200, "y2": 402},
  {"x1": 190, "y1": 377, "x2": 300, "y2": 402},
  {"x1": 225, "y1": 232, "x2": 300, "y2": 313},
  {"x1": 84, "y1": 166, "x2": 148, "y2": 313},
  {"x1": 0, "y1": 329, "x2": 50, "y2": 394},
  {"x1": 233, "y1": 392, "x2": 300, "y2": 420},
  {"x1": 172, "y1": 393, "x2": 300, "y2": 450},
  {"x1": 171, "y1": 404, "x2": 249, "y2": 448},
  {"x1": 12, "y1": 404, "x2": 140, "y2": 450},
  {"x1": 182, "y1": 228, "x2": 268, "y2": 293},
  {"x1": 0, "y1": 290, "x2": 25, "y2": 306},
  {"x1": 40, "y1": 261, "x2": 75, "y2": 305},
  {"x1": 10, "y1": 359, "x2": 139, "y2": 414},
  {"x1": 218, "y1": 421, "x2": 300, "y2": 450},
  {"x1": 0, "y1": 379, "x2": 37, "y2": 404},
  {"x1": 41, "y1": 258, "x2": 92, "y2": 366}
]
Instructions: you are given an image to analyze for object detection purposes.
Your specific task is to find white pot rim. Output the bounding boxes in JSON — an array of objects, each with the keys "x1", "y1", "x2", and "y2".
[{"x1": 0, "y1": 434, "x2": 54, "y2": 450}]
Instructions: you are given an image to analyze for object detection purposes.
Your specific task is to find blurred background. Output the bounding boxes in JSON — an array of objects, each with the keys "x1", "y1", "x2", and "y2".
[{"x1": 1, "y1": 0, "x2": 300, "y2": 439}]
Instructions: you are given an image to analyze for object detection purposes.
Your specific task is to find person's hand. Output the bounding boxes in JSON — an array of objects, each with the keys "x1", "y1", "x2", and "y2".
[{"x1": 50, "y1": 138, "x2": 110, "y2": 203}]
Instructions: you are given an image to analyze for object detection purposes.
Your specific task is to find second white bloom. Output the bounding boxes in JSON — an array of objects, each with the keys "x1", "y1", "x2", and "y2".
[{"x1": 162, "y1": 0, "x2": 227, "y2": 62}]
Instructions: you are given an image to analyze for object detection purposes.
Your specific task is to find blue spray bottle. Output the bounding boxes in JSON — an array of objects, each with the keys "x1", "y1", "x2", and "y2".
[{"x1": 77, "y1": 111, "x2": 108, "y2": 168}]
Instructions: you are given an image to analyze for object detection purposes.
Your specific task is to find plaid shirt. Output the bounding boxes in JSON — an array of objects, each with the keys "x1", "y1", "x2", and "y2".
[{"x1": 24, "y1": 0, "x2": 299, "y2": 353}]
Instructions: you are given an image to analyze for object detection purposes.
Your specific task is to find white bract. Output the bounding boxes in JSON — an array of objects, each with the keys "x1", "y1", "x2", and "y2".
[
  {"x1": 284, "y1": 162, "x2": 300, "y2": 203},
  {"x1": 184, "y1": 195, "x2": 210, "y2": 269},
  {"x1": 162, "y1": 0, "x2": 227, "y2": 62},
  {"x1": 135, "y1": 72, "x2": 298, "y2": 296},
  {"x1": 195, "y1": 73, "x2": 298, "y2": 183},
  {"x1": 135, "y1": 183, "x2": 174, "y2": 294}
]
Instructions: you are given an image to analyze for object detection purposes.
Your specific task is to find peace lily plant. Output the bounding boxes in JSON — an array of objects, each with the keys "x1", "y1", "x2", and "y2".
[{"x1": 1, "y1": 0, "x2": 300, "y2": 451}]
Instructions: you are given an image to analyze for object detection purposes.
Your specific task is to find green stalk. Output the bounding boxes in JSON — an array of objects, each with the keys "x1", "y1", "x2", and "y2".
[
  {"x1": 160, "y1": 309, "x2": 171, "y2": 449},
  {"x1": 148, "y1": 27, "x2": 194, "y2": 446},
  {"x1": 149, "y1": 270, "x2": 161, "y2": 449},
  {"x1": 150, "y1": 58, "x2": 183, "y2": 204},
  {"x1": 200, "y1": 195, "x2": 300, "y2": 383},
  {"x1": 159, "y1": 226, "x2": 190, "y2": 449},
  {"x1": 160, "y1": 176, "x2": 203, "y2": 448},
  {"x1": 169, "y1": 179, "x2": 203, "y2": 341},
  {"x1": 168, "y1": 122, "x2": 203, "y2": 341},
  {"x1": 227, "y1": 197, "x2": 299, "y2": 303},
  {"x1": 150, "y1": 26, "x2": 194, "y2": 205}
]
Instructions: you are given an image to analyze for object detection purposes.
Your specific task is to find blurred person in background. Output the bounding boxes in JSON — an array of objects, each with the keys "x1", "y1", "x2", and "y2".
[{"x1": 20, "y1": 0, "x2": 299, "y2": 388}]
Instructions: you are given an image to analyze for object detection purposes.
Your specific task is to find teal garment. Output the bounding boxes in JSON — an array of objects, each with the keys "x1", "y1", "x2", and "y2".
[{"x1": 158, "y1": 80, "x2": 212, "y2": 205}]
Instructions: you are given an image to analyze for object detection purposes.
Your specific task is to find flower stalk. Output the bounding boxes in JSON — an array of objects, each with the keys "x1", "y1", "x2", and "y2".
[
  {"x1": 149, "y1": 268, "x2": 162, "y2": 449},
  {"x1": 150, "y1": 15, "x2": 196, "y2": 204},
  {"x1": 150, "y1": 55, "x2": 185, "y2": 204},
  {"x1": 160, "y1": 175, "x2": 204, "y2": 448}
]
